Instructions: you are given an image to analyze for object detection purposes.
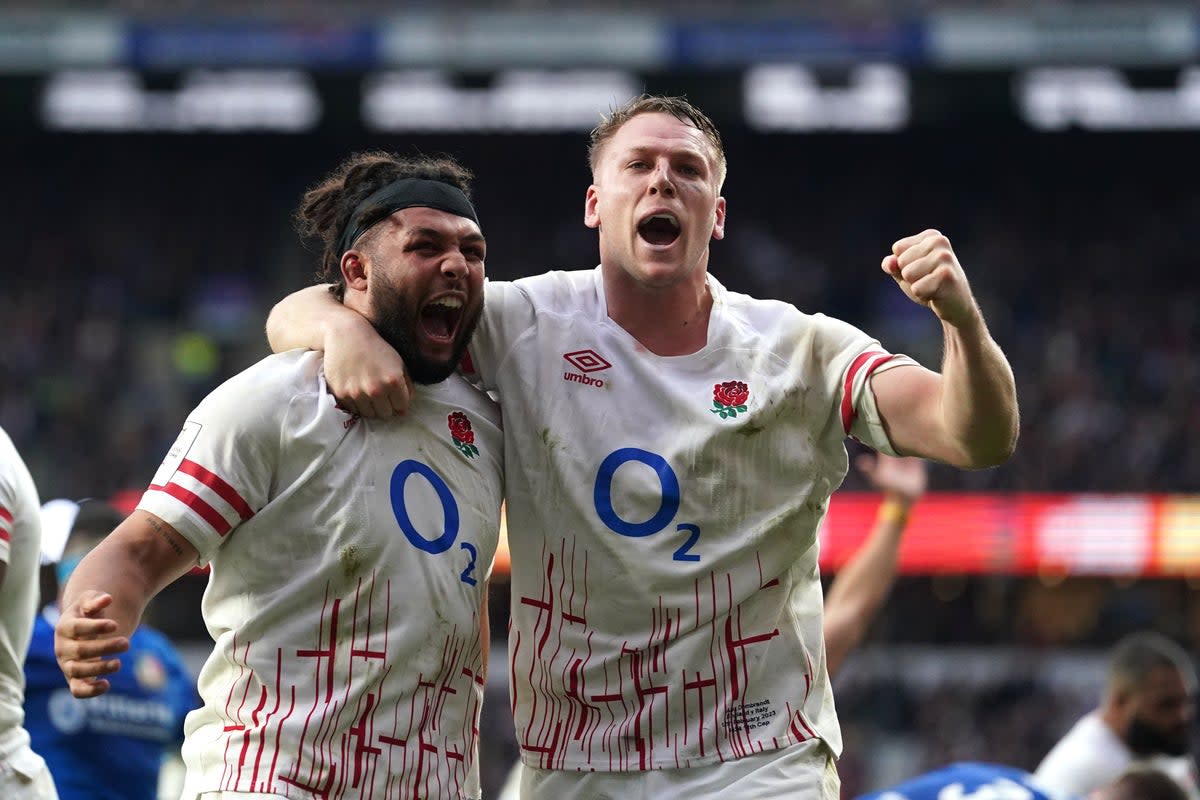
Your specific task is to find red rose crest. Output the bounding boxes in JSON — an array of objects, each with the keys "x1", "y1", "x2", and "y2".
[
  {"x1": 448, "y1": 411, "x2": 479, "y2": 458},
  {"x1": 711, "y1": 380, "x2": 750, "y2": 419}
]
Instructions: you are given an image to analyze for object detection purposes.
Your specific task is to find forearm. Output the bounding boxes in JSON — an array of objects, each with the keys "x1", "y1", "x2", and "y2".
[
  {"x1": 937, "y1": 315, "x2": 1018, "y2": 468},
  {"x1": 265, "y1": 284, "x2": 354, "y2": 353},
  {"x1": 63, "y1": 541, "x2": 158, "y2": 638},
  {"x1": 823, "y1": 495, "x2": 910, "y2": 675},
  {"x1": 825, "y1": 497, "x2": 909, "y2": 626},
  {"x1": 62, "y1": 513, "x2": 195, "y2": 637}
]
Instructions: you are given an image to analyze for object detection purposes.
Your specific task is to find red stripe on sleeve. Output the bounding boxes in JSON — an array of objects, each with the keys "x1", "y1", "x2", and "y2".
[
  {"x1": 0, "y1": 506, "x2": 11, "y2": 525},
  {"x1": 0, "y1": 506, "x2": 11, "y2": 543},
  {"x1": 840, "y1": 351, "x2": 896, "y2": 435},
  {"x1": 178, "y1": 459, "x2": 254, "y2": 521},
  {"x1": 151, "y1": 482, "x2": 232, "y2": 537}
]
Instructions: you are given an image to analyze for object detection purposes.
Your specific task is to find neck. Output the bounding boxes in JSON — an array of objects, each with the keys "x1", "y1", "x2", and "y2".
[
  {"x1": 1099, "y1": 704, "x2": 1125, "y2": 738},
  {"x1": 602, "y1": 266, "x2": 713, "y2": 356}
]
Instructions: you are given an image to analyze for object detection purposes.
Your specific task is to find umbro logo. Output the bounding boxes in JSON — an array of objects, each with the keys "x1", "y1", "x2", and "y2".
[
  {"x1": 563, "y1": 349, "x2": 611, "y2": 388},
  {"x1": 563, "y1": 350, "x2": 611, "y2": 373}
]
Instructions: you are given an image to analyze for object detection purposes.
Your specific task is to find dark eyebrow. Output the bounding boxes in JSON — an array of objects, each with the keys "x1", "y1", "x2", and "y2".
[
  {"x1": 407, "y1": 226, "x2": 486, "y2": 246},
  {"x1": 624, "y1": 144, "x2": 707, "y2": 169}
]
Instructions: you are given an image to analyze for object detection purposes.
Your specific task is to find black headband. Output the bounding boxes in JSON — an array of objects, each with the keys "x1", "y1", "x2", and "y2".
[{"x1": 336, "y1": 178, "x2": 480, "y2": 258}]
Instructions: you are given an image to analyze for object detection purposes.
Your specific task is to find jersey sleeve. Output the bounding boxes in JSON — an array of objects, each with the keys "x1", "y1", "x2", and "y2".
[
  {"x1": 136, "y1": 359, "x2": 300, "y2": 566},
  {"x1": 811, "y1": 313, "x2": 917, "y2": 455},
  {"x1": 463, "y1": 278, "x2": 537, "y2": 394}
]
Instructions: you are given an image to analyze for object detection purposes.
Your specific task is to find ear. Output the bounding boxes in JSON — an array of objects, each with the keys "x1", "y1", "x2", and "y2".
[
  {"x1": 584, "y1": 184, "x2": 601, "y2": 230},
  {"x1": 341, "y1": 250, "x2": 369, "y2": 291},
  {"x1": 711, "y1": 196, "x2": 727, "y2": 241}
]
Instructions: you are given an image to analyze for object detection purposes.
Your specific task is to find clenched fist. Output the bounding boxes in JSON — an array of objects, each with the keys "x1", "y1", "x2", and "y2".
[{"x1": 882, "y1": 229, "x2": 981, "y2": 330}]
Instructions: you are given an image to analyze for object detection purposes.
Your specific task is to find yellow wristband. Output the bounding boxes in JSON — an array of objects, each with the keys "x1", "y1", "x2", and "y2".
[{"x1": 877, "y1": 499, "x2": 910, "y2": 526}]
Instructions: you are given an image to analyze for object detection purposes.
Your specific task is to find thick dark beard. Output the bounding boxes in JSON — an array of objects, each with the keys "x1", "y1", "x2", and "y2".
[
  {"x1": 370, "y1": 279, "x2": 482, "y2": 385},
  {"x1": 1126, "y1": 714, "x2": 1190, "y2": 757}
]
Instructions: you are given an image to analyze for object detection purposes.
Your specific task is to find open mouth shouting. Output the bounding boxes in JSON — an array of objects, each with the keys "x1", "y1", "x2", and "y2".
[
  {"x1": 420, "y1": 294, "x2": 466, "y2": 345},
  {"x1": 637, "y1": 212, "x2": 681, "y2": 247}
]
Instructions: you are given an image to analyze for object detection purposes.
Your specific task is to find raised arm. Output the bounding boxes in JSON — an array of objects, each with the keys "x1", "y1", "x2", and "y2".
[
  {"x1": 823, "y1": 453, "x2": 926, "y2": 677},
  {"x1": 55, "y1": 510, "x2": 197, "y2": 698},
  {"x1": 870, "y1": 229, "x2": 1018, "y2": 469},
  {"x1": 266, "y1": 284, "x2": 412, "y2": 417}
]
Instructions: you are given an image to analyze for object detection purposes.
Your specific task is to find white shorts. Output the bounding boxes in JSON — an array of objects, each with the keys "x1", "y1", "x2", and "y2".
[
  {"x1": 0, "y1": 745, "x2": 58, "y2": 800},
  {"x1": 519, "y1": 739, "x2": 838, "y2": 800}
]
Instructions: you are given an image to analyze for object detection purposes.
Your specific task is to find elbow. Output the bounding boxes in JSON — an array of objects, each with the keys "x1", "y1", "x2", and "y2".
[{"x1": 959, "y1": 419, "x2": 1020, "y2": 470}]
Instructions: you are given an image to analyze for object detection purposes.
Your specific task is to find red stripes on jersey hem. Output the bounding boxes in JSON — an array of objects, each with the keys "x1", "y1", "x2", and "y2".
[{"x1": 840, "y1": 351, "x2": 896, "y2": 435}]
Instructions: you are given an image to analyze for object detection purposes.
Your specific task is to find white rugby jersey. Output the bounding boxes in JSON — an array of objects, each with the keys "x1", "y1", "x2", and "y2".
[
  {"x1": 0, "y1": 425, "x2": 41, "y2": 758},
  {"x1": 138, "y1": 350, "x2": 503, "y2": 800},
  {"x1": 467, "y1": 267, "x2": 913, "y2": 772}
]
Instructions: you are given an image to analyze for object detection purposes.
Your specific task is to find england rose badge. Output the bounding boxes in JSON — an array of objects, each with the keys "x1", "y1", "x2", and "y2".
[
  {"x1": 448, "y1": 411, "x2": 479, "y2": 458},
  {"x1": 711, "y1": 380, "x2": 750, "y2": 419}
]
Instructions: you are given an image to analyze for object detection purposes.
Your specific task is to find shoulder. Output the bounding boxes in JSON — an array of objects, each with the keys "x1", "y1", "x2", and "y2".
[
  {"x1": 1037, "y1": 713, "x2": 1126, "y2": 778},
  {"x1": 192, "y1": 350, "x2": 327, "y2": 423},
  {"x1": 717, "y1": 284, "x2": 854, "y2": 336},
  {"x1": 208, "y1": 350, "x2": 324, "y2": 399},
  {"x1": 1064, "y1": 712, "x2": 1120, "y2": 747},
  {"x1": 493, "y1": 269, "x2": 596, "y2": 309},
  {"x1": 718, "y1": 287, "x2": 875, "y2": 364}
]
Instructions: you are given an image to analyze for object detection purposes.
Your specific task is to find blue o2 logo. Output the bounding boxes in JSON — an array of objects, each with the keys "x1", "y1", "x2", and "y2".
[
  {"x1": 593, "y1": 447, "x2": 701, "y2": 561},
  {"x1": 390, "y1": 459, "x2": 479, "y2": 583}
]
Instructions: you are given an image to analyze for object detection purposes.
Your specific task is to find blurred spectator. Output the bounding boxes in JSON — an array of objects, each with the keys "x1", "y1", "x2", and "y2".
[{"x1": 1034, "y1": 632, "x2": 1198, "y2": 799}]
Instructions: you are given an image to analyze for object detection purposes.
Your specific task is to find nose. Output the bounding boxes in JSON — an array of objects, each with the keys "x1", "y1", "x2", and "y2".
[
  {"x1": 441, "y1": 251, "x2": 469, "y2": 280},
  {"x1": 648, "y1": 161, "x2": 676, "y2": 197}
]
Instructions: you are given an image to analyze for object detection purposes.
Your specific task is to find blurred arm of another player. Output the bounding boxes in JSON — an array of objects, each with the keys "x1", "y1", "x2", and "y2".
[
  {"x1": 869, "y1": 229, "x2": 1018, "y2": 469},
  {"x1": 55, "y1": 510, "x2": 197, "y2": 699},
  {"x1": 266, "y1": 284, "x2": 413, "y2": 418},
  {"x1": 823, "y1": 453, "x2": 927, "y2": 677}
]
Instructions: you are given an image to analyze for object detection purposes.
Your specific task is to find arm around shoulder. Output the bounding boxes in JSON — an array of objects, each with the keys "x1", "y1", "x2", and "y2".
[
  {"x1": 266, "y1": 284, "x2": 412, "y2": 418},
  {"x1": 265, "y1": 283, "x2": 351, "y2": 353}
]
